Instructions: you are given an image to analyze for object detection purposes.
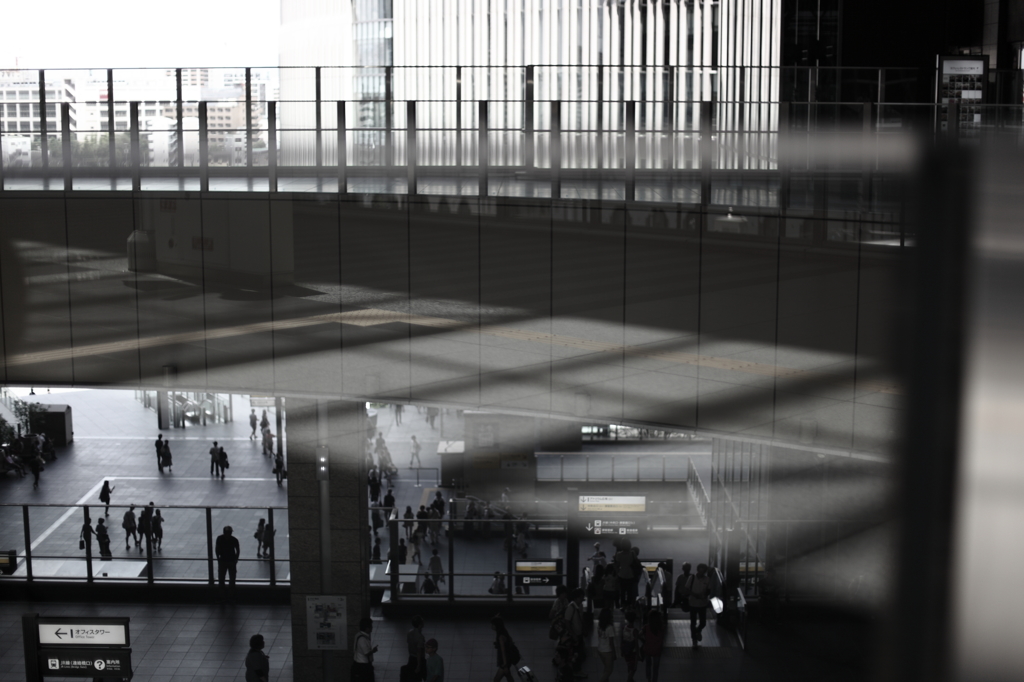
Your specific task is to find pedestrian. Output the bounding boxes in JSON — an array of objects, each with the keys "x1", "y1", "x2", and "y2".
[
  {"x1": 151, "y1": 509, "x2": 164, "y2": 551},
  {"x1": 416, "y1": 505, "x2": 430, "y2": 540},
  {"x1": 562, "y1": 588, "x2": 587, "y2": 669},
  {"x1": 403, "y1": 506, "x2": 415, "y2": 540},
  {"x1": 244, "y1": 633, "x2": 270, "y2": 682},
  {"x1": 602, "y1": 564, "x2": 620, "y2": 610},
  {"x1": 262, "y1": 427, "x2": 275, "y2": 457},
  {"x1": 405, "y1": 615, "x2": 426, "y2": 682},
  {"x1": 216, "y1": 526, "x2": 240, "y2": 587},
  {"x1": 210, "y1": 441, "x2": 222, "y2": 477},
  {"x1": 431, "y1": 490, "x2": 445, "y2": 516},
  {"x1": 427, "y1": 506, "x2": 441, "y2": 546},
  {"x1": 249, "y1": 408, "x2": 259, "y2": 440},
  {"x1": 674, "y1": 562, "x2": 692, "y2": 613},
  {"x1": 372, "y1": 536, "x2": 382, "y2": 563},
  {"x1": 687, "y1": 563, "x2": 712, "y2": 649},
  {"x1": 352, "y1": 618, "x2": 378, "y2": 682},
  {"x1": 160, "y1": 439, "x2": 173, "y2": 473},
  {"x1": 614, "y1": 540, "x2": 636, "y2": 608},
  {"x1": 122, "y1": 504, "x2": 139, "y2": 550},
  {"x1": 260, "y1": 409, "x2": 270, "y2": 433},
  {"x1": 421, "y1": 572, "x2": 438, "y2": 593},
  {"x1": 491, "y1": 616, "x2": 519, "y2": 682},
  {"x1": 426, "y1": 406, "x2": 438, "y2": 429},
  {"x1": 80, "y1": 516, "x2": 94, "y2": 555},
  {"x1": 394, "y1": 403, "x2": 404, "y2": 426},
  {"x1": 96, "y1": 518, "x2": 112, "y2": 559},
  {"x1": 255, "y1": 519, "x2": 266, "y2": 557},
  {"x1": 28, "y1": 452, "x2": 43, "y2": 489},
  {"x1": 398, "y1": 538, "x2": 408, "y2": 564},
  {"x1": 372, "y1": 508, "x2": 384, "y2": 537},
  {"x1": 274, "y1": 451, "x2": 285, "y2": 485},
  {"x1": 642, "y1": 611, "x2": 665, "y2": 682},
  {"x1": 375, "y1": 432, "x2": 386, "y2": 458},
  {"x1": 138, "y1": 501, "x2": 154, "y2": 551},
  {"x1": 218, "y1": 446, "x2": 229, "y2": 479},
  {"x1": 425, "y1": 638, "x2": 444, "y2": 682},
  {"x1": 427, "y1": 549, "x2": 444, "y2": 586},
  {"x1": 588, "y1": 542, "x2": 607, "y2": 569},
  {"x1": 99, "y1": 480, "x2": 115, "y2": 516},
  {"x1": 488, "y1": 571, "x2": 507, "y2": 595},
  {"x1": 410, "y1": 435, "x2": 422, "y2": 468},
  {"x1": 155, "y1": 433, "x2": 164, "y2": 473},
  {"x1": 621, "y1": 611, "x2": 640, "y2": 682},
  {"x1": 383, "y1": 488, "x2": 396, "y2": 513},
  {"x1": 368, "y1": 471, "x2": 381, "y2": 505},
  {"x1": 262, "y1": 519, "x2": 275, "y2": 558},
  {"x1": 596, "y1": 607, "x2": 618, "y2": 682}
]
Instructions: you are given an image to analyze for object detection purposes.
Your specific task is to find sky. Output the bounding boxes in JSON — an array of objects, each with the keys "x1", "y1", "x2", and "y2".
[{"x1": 2, "y1": 0, "x2": 280, "y2": 70}]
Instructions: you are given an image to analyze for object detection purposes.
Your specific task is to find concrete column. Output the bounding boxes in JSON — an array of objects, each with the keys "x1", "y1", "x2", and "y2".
[{"x1": 287, "y1": 398, "x2": 369, "y2": 682}]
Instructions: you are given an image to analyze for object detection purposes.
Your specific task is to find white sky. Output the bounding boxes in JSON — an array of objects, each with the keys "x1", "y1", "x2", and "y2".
[{"x1": 2, "y1": 0, "x2": 280, "y2": 70}]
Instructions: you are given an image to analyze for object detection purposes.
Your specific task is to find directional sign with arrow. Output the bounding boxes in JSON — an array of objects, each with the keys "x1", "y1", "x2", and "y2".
[{"x1": 38, "y1": 622, "x2": 128, "y2": 647}]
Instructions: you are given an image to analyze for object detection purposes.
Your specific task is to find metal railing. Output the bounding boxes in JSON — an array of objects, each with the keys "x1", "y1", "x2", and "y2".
[
  {"x1": 688, "y1": 458, "x2": 710, "y2": 528},
  {"x1": 536, "y1": 452, "x2": 694, "y2": 483},
  {"x1": 0, "y1": 503, "x2": 288, "y2": 586}
]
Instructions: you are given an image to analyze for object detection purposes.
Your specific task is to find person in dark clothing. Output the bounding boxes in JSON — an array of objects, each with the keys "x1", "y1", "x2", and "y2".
[
  {"x1": 368, "y1": 472, "x2": 381, "y2": 505},
  {"x1": 151, "y1": 509, "x2": 164, "y2": 551},
  {"x1": 122, "y1": 505, "x2": 139, "y2": 550},
  {"x1": 96, "y1": 518, "x2": 112, "y2": 559},
  {"x1": 218, "y1": 446, "x2": 229, "y2": 479},
  {"x1": 216, "y1": 526, "x2": 241, "y2": 586},
  {"x1": 98, "y1": 480, "x2": 115, "y2": 516},
  {"x1": 138, "y1": 502, "x2": 155, "y2": 550},
  {"x1": 155, "y1": 433, "x2": 165, "y2": 473},
  {"x1": 210, "y1": 441, "x2": 222, "y2": 477},
  {"x1": 274, "y1": 452, "x2": 285, "y2": 485},
  {"x1": 160, "y1": 440, "x2": 173, "y2": 473},
  {"x1": 249, "y1": 409, "x2": 259, "y2": 440},
  {"x1": 80, "y1": 518, "x2": 94, "y2": 555},
  {"x1": 383, "y1": 488, "x2": 396, "y2": 513},
  {"x1": 245, "y1": 633, "x2": 270, "y2": 682},
  {"x1": 28, "y1": 454, "x2": 42, "y2": 489},
  {"x1": 262, "y1": 519, "x2": 275, "y2": 558}
]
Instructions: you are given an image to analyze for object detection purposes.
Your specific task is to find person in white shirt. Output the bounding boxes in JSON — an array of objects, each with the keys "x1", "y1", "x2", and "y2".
[
  {"x1": 596, "y1": 607, "x2": 619, "y2": 682},
  {"x1": 352, "y1": 617, "x2": 378, "y2": 682}
]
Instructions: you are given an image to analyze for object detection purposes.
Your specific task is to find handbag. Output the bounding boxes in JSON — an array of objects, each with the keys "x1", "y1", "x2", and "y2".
[
  {"x1": 79, "y1": 539, "x2": 85, "y2": 550},
  {"x1": 548, "y1": 618, "x2": 567, "y2": 640}
]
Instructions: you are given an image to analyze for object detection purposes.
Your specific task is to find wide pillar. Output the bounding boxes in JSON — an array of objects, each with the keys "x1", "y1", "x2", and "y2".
[{"x1": 287, "y1": 398, "x2": 369, "y2": 681}]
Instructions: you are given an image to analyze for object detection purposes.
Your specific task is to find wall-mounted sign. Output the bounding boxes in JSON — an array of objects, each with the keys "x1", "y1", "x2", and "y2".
[
  {"x1": 39, "y1": 649, "x2": 132, "y2": 678},
  {"x1": 578, "y1": 495, "x2": 646, "y2": 513},
  {"x1": 513, "y1": 559, "x2": 563, "y2": 586},
  {"x1": 37, "y1": 619, "x2": 129, "y2": 647},
  {"x1": 501, "y1": 453, "x2": 530, "y2": 469},
  {"x1": 937, "y1": 55, "x2": 989, "y2": 131},
  {"x1": 306, "y1": 595, "x2": 347, "y2": 651}
]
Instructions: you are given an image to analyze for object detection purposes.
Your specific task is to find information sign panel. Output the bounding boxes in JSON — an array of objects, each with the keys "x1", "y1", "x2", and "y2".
[
  {"x1": 38, "y1": 618, "x2": 129, "y2": 647},
  {"x1": 306, "y1": 595, "x2": 347, "y2": 651},
  {"x1": 513, "y1": 559, "x2": 563, "y2": 587},
  {"x1": 578, "y1": 495, "x2": 646, "y2": 513},
  {"x1": 38, "y1": 648, "x2": 132, "y2": 678}
]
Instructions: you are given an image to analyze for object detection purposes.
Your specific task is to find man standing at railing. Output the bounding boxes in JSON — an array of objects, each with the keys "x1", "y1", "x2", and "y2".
[{"x1": 216, "y1": 526, "x2": 241, "y2": 589}]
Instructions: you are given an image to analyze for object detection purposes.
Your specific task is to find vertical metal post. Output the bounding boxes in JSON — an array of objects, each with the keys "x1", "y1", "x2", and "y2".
[
  {"x1": 199, "y1": 102, "x2": 209, "y2": 192},
  {"x1": 269, "y1": 507, "x2": 277, "y2": 587},
  {"x1": 506, "y1": 521, "x2": 514, "y2": 603},
  {"x1": 315, "y1": 67, "x2": 323, "y2": 170},
  {"x1": 447, "y1": 517, "x2": 455, "y2": 601},
  {"x1": 268, "y1": 102, "x2": 277, "y2": 192},
  {"x1": 275, "y1": 396, "x2": 284, "y2": 457},
  {"x1": 144, "y1": 514, "x2": 154, "y2": 584},
  {"x1": 206, "y1": 507, "x2": 214, "y2": 585},
  {"x1": 83, "y1": 507, "x2": 93, "y2": 582},
  {"x1": 700, "y1": 100, "x2": 713, "y2": 207},
  {"x1": 949, "y1": 100, "x2": 960, "y2": 139},
  {"x1": 38, "y1": 70, "x2": 48, "y2": 171},
  {"x1": 23, "y1": 505, "x2": 32, "y2": 580},
  {"x1": 625, "y1": 100, "x2": 636, "y2": 201},
  {"x1": 611, "y1": 455, "x2": 616, "y2": 482},
  {"x1": 779, "y1": 102, "x2": 791, "y2": 212},
  {"x1": 478, "y1": 100, "x2": 488, "y2": 197},
  {"x1": 407, "y1": 101, "x2": 417, "y2": 195},
  {"x1": 61, "y1": 103, "x2": 72, "y2": 191},
  {"x1": 456, "y1": 67, "x2": 463, "y2": 167},
  {"x1": 862, "y1": 102, "x2": 873, "y2": 212},
  {"x1": 551, "y1": 100, "x2": 561, "y2": 199},
  {"x1": 129, "y1": 102, "x2": 140, "y2": 191},
  {"x1": 597, "y1": 65, "x2": 605, "y2": 170},
  {"x1": 107, "y1": 70, "x2": 116, "y2": 175},
  {"x1": 386, "y1": 66, "x2": 394, "y2": 167},
  {"x1": 245, "y1": 67, "x2": 253, "y2": 169},
  {"x1": 664, "y1": 66, "x2": 676, "y2": 169},
  {"x1": 338, "y1": 101, "x2": 347, "y2": 193},
  {"x1": 525, "y1": 65, "x2": 535, "y2": 169},
  {"x1": 175, "y1": 69, "x2": 184, "y2": 169}
]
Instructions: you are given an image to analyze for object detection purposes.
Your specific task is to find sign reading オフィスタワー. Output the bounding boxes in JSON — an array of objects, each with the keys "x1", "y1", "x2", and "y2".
[
  {"x1": 38, "y1": 622, "x2": 128, "y2": 647},
  {"x1": 578, "y1": 495, "x2": 646, "y2": 513}
]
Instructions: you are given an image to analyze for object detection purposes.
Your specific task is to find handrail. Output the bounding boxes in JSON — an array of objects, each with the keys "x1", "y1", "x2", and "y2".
[{"x1": 687, "y1": 457, "x2": 710, "y2": 528}]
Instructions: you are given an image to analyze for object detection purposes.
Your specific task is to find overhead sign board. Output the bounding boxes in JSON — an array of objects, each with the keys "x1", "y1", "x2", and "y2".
[
  {"x1": 513, "y1": 559, "x2": 563, "y2": 586},
  {"x1": 578, "y1": 495, "x2": 646, "y2": 513},
  {"x1": 39, "y1": 648, "x2": 132, "y2": 678},
  {"x1": 38, "y1": 619, "x2": 129, "y2": 647}
]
